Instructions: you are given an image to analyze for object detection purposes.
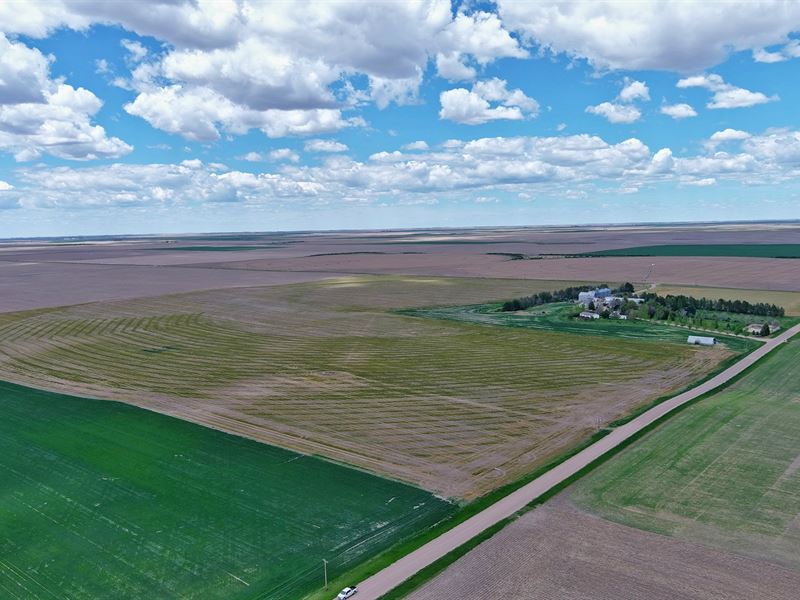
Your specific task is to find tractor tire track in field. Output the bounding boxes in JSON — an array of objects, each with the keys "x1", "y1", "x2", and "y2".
[
  {"x1": 0, "y1": 277, "x2": 727, "y2": 500},
  {"x1": 355, "y1": 323, "x2": 800, "y2": 599}
]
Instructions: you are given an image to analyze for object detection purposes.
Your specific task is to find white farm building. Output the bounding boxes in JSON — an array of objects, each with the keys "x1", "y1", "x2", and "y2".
[
  {"x1": 687, "y1": 335, "x2": 716, "y2": 346},
  {"x1": 578, "y1": 287, "x2": 613, "y2": 306}
]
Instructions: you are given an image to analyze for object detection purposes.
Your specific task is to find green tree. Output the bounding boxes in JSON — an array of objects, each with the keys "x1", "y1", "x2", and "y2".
[{"x1": 617, "y1": 282, "x2": 635, "y2": 295}]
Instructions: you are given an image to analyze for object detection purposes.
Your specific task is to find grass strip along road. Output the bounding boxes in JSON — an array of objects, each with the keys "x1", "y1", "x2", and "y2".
[{"x1": 356, "y1": 323, "x2": 800, "y2": 600}]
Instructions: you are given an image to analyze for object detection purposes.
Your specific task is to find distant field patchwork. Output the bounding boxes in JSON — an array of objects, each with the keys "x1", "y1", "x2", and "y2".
[
  {"x1": 585, "y1": 243, "x2": 800, "y2": 258},
  {"x1": 0, "y1": 276, "x2": 733, "y2": 499},
  {"x1": 0, "y1": 381, "x2": 453, "y2": 600},
  {"x1": 572, "y1": 338, "x2": 800, "y2": 568}
]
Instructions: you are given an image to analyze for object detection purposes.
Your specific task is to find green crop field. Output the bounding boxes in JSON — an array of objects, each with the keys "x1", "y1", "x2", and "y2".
[
  {"x1": 0, "y1": 276, "x2": 734, "y2": 500},
  {"x1": 584, "y1": 243, "x2": 800, "y2": 258},
  {"x1": 572, "y1": 338, "x2": 800, "y2": 568},
  {"x1": 0, "y1": 381, "x2": 453, "y2": 600}
]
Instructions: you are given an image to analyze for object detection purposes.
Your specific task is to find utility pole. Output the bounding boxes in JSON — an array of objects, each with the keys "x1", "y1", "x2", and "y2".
[
  {"x1": 643, "y1": 263, "x2": 655, "y2": 283},
  {"x1": 323, "y1": 559, "x2": 328, "y2": 589}
]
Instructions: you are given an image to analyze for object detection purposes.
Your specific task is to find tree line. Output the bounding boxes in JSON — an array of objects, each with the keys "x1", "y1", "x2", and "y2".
[
  {"x1": 500, "y1": 283, "x2": 635, "y2": 312},
  {"x1": 637, "y1": 293, "x2": 784, "y2": 317},
  {"x1": 501, "y1": 285, "x2": 599, "y2": 311}
]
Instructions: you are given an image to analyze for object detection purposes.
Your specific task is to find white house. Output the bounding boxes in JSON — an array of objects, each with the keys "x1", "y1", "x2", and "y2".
[
  {"x1": 579, "y1": 311, "x2": 600, "y2": 320},
  {"x1": 745, "y1": 323, "x2": 779, "y2": 335},
  {"x1": 578, "y1": 291, "x2": 596, "y2": 305},
  {"x1": 687, "y1": 335, "x2": 716, "y2": 346}
]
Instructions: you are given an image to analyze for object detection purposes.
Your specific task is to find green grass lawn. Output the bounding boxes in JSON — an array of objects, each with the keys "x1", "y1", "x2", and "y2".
[
  {"x1": 584, "y1": 243, "x2": 800, "y2": 258},
  {"x1": 402, "y1": 302, "x2": 756, "y2": 351},
  {"x1": 685, "y1": 309, "x2": 798, "y2": 336},
  {"x1": 572, "y1": 337, "x2": 800, "y2": 568},
  {"x1": 0, "y1": 381, "x2": 454, "y2": 600}
]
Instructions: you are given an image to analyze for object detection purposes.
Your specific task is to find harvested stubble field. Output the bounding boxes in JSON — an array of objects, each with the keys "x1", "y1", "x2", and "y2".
[
  {"x1": 0, "y1": 276, "x2": 732, "y2": 499},
  {"x1": 0, "y1": 380, "x2": 453, "y2": 600},
  {"x1": 571, "y1": 337, "x2": 800, "y2": 569},
  {"x1": 409, "y1": 333, "x2": 800, "y2": 600}
]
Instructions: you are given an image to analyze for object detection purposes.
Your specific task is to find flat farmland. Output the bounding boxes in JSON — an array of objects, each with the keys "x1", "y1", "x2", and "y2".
[
  {"x1": 0, "y1": 260, "x2": 345, "y2": 313},
  {"x1": 213, "y1": 253, "x2": 800, "y2": 291},
  {"x1": 407, "y1": 499, "x2": 800, "y2": 600},
  {"x1": 408, "y1": 328, "x2": 800, "y2": 600},
  {"x1": 572, "y1": 337, "x2": 800, "y2": 568},
  {"x1": 0, "y1": 276, "x2": 732, "y2": 499},
  {"x1": 0, "y1": 381, "x2": 453, "y2": 600},
  {"x1": 587, "y1": 243, "x2": 800, "y2": 258}
]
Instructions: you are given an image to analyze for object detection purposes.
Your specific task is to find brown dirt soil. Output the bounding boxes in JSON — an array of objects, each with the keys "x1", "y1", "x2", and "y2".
[
  {"x1": 3, "y1": 226, "x2": 799, "y2": 317},
  {"x1": 0, "y1": 276, "x2": 730, "y2": 499},
  {"x1": 211, "y1": 254, "x2": 800, "y2": 291},
  {"x1": 407, "y1": 497, "x2": 800, "y2": 600},
  {"x1": 0, "y1": 260, "x2": 344, "y2": 313}
]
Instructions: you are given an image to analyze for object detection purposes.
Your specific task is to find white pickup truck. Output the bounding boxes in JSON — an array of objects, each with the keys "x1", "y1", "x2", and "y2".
[{"x1": 336, "y1": 586, "x2": 357, "y2": 599}]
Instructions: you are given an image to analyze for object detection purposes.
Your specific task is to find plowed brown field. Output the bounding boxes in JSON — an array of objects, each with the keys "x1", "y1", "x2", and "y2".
[
  {"x1": 407, "y1": 499, "x2": 800, "y2": 600},
  {"x1": 0, "y1": 275, "x2": 730, "y2": 499}
]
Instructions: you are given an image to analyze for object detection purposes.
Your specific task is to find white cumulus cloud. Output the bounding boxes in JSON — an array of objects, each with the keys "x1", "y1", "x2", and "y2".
[
  {"x1": 585, "y1": 102, "x2": 641, "y2": 124},
  {"x1": 402, "y1": 140, "x2": 429, "y2": 151},
  {"x1": 435, "y1": 52, "x2": 477, "y2": 81},
  {"x1": 496, "y1": 0, "x2": 800, "y2": 71},
  {"x1": 440, "y1": 78, "x2": 538, "y2": 124},
  {"x1": 677, "y1": 73, "x2": 777, "y2": 109},
  {"x1": 709, "y1": 128, "x2": 751, "y2": 145},
  {"x1": 0, "y1": 1, "x2": 530, "y2": 141},
  {"x1": 121, "y1": 38, "x2": 147, "y2": 63},
  {"x1": 124, "y1": 85, "x2": 360, "y2": 141},
  {"x1": 660, "y1": 103, "x2": 698, "y2": 119},
  {"x1": 587, "y1": 79, "x2": 649, "y2": 124},
  {"x1": 753, "y1": 39, "x2": 800, "y2": 63},
  {"x1": 618, "y1": 79, "x2": 650, "y2": 103},
  {"x1": 0, "y1": 33, "x2": 131, "y2": 161},
  {"x1": 9, "y1": 129, "x2": 800, "y2": 211},
  {"x1": 268, "y1": 148, "x2": 300, "y2": 162},
  {"x1": 304, "y1": 139, "x2": 348, "y2": 153},
  {"x1": 649, "y1": 148, "x2": 674, "y2": 174}
]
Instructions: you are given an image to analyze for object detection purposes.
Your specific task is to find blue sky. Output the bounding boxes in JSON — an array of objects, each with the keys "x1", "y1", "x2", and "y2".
[{"x1": 0, "y1": 1, "x2": 799, "y2": 236}]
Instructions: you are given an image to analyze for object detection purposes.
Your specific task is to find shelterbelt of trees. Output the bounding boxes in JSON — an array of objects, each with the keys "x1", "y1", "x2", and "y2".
[
  {"x1": 501, "y1": 283, "x2": 783, "y2": 319},
  {"x1": 500, "y1": 283, "x2": 636, "y2": 312},
  {"x1": 637, "y1": 293, "x2": 784, "y2": 318}
]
